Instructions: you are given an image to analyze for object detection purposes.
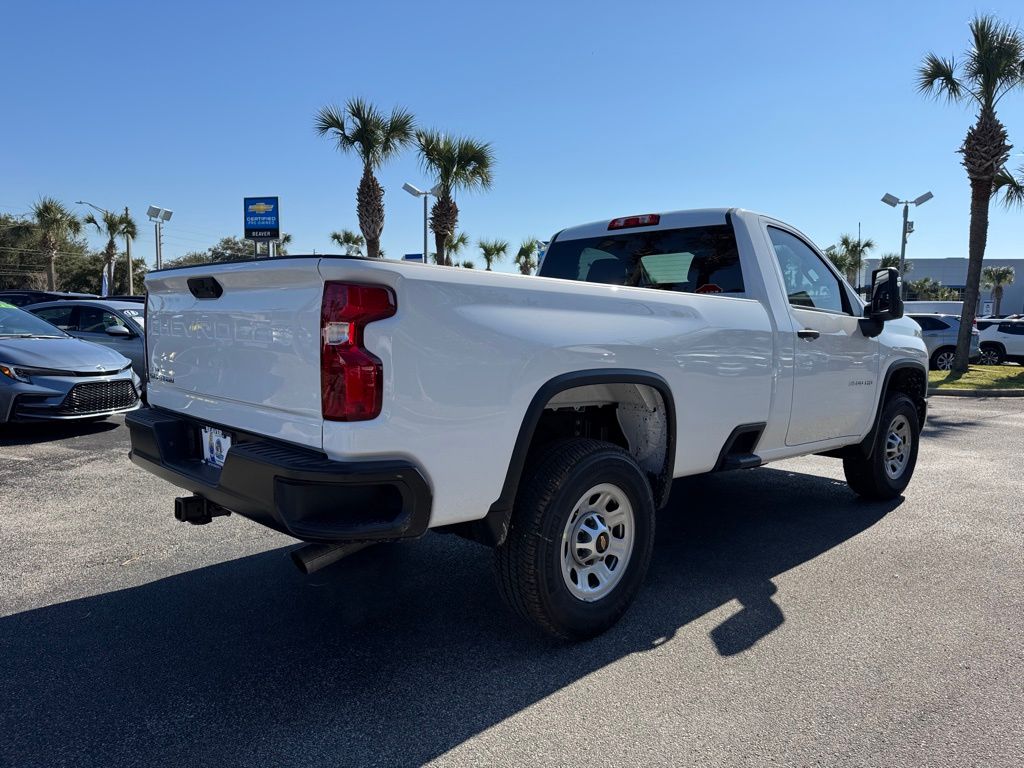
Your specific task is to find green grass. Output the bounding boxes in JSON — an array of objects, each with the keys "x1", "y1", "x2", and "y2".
[{"x1": 929, "y1": 364, "x2": 1024, "y2": 390}]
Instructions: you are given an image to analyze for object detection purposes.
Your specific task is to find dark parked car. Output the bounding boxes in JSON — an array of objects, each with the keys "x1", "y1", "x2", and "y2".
[
  {"x1": 0, "y1": 301, "x2": 140, "y2": 423},
  {"x1": 0, "y1": 290, "x2": 97, "y2": 307}
]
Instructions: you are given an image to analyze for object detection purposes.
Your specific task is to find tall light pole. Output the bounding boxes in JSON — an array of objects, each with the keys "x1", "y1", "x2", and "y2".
[
  {"x1": 147, "y1": 205, "x2": 173, "y2": 270},
  {"x1": 881, "y1": 191, "x2": 933, "y2": 297},
  {"x1": 77, "y1": 200, "x2": 137, "y2": 295},
  {"x1": 402, "y1": 182, "x2": 437, "y2": 263}
]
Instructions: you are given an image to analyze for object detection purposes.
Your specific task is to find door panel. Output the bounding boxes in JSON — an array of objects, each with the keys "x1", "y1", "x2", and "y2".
[
  {"x1": 765, "y1": 226, "x2": 879, "y2": 446},
  {"x1": 787, "y1": 308, "x2": 878, "y2": 444}
]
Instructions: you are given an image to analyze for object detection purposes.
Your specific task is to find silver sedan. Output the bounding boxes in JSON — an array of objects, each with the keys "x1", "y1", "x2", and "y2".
[{"x1": 0, "y1": 302, "x2": 140, "y2": 423}]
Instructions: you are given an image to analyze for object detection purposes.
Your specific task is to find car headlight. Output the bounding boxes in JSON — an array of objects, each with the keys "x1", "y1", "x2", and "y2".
[{"x1": 0, "y1": 362, "x2": 31, "y2": 383}]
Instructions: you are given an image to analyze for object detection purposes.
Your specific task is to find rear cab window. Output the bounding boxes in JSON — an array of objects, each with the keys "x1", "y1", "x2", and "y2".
[{"x1": 538, "y1": 224, "x2": 744, "y2": 296}]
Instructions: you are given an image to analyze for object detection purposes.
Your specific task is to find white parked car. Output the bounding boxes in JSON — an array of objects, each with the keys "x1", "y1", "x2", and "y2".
[
  {"x1": 126, "y1": 208, "x2": 928, "y2": 639},
  {"x1": 977, "y1": 319, "x2": 1024, "y2": 365}
]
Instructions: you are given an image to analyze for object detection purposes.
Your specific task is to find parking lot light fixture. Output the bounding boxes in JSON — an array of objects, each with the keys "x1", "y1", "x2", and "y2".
[
  {"x1": 147, "y1": 206, "x2": 173, "y2": 269},
  {"x1": 403, "y1": 183, "x2": 434, "y2": 263},
  {"x1": 880, "y1": 191, "x2": 933, "y2": 294}
]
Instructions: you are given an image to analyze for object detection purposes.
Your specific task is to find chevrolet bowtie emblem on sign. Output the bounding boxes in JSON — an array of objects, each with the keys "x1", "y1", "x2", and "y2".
[{"x1": 247, "y1": 202, "x2": 274, "y2": 214}]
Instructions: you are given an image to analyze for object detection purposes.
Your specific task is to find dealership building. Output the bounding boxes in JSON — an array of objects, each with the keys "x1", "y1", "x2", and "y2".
[{"x1": 863, "y1": 257, "x2": 1024, "y2": 315}]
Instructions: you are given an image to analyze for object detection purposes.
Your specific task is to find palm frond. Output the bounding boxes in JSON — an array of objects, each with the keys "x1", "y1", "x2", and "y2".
[
  {"x1": 379, "y1": 106, "x2": 416, "y2": 163},
  {"x1": 917, "y1": 52, "x2": 964, "y2": 102},
  {"x1": 314, "y1": 104, "x2": 348, "y2": 142},
  {"x1": 316, "y1": 99, "x2": 415, "y2": 170},
  {"x1": 993, "y1": 164, "x2": 1024, "y2": 209},
  {"x1": 964, "y1": 14, "x2": 1024, "y2": 107},
  {"x1": 417, "y1": 130, "x2": 495, "y2": 196}
]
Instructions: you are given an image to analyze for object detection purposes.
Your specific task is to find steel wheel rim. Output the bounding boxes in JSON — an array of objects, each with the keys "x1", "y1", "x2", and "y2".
[
  {"x1": 884, "y1": 414, "x2": 912, "y2": 480},
  {"x1": 560, "y1": 483, "x2": 635, "y2": 602},
  {"x1": 936, "y1": 352, "x2": 955, "y2": 371}
]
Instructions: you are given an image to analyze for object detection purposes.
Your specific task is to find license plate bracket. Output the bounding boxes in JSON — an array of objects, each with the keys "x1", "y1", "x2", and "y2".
[{"x1": 200, "y1": 426, "x2": 232, "y2": 468}]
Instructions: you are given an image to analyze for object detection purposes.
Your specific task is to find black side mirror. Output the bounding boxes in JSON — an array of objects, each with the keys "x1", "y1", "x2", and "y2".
[
  {"x1": 860, "y1": 267, "x2": 903, "y2": 338},
  {"x1": 868, "y1": 267, "x2": 904, "y2": 321}
]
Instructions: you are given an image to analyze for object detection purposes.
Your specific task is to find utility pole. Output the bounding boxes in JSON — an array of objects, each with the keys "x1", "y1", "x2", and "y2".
[{"x1": 124, "y1": 206, "x2": 134, "y2": 294}]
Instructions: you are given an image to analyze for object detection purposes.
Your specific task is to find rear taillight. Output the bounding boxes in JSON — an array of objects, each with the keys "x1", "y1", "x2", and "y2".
[
  {"x1": 320, "y1": 282, "x2": 396, "y2": 421},
  {"x1": 608, "y1": 214, "x2": 660, "y2": 230}
]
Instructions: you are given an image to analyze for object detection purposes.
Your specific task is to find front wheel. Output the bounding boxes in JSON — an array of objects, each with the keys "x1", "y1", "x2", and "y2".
[
  {"x1": 979, "y1": 344, "x2": 1003, "y2": 366},
  {"x1": 931, "y1": 348, "x2": 956, "y2": 371},
  {"x1": 494, "y1": 438, "x2": 655, "y2": 640},
  {"x1": 843, "y1": 394, "x2": 921, "y2": 500}
]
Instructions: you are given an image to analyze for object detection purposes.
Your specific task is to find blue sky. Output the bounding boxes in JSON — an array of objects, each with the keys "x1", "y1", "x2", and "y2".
[{"x1": 2, "y1": 0, "x2": 1024, "y2": 272}]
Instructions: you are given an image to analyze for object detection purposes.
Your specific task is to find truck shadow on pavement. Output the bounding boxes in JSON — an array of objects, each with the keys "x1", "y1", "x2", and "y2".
[{"x1": 0, "y1": 466, "x2": 899, "y2": 768}]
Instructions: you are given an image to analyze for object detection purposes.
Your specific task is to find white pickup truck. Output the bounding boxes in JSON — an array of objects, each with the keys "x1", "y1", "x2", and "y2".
[{"x1": 127, "y1": 208, "x2": 928, "y2": 639}]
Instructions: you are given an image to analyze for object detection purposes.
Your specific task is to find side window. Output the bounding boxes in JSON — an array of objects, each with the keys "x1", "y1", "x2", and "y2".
[
  {"x1": 33, "y1": 306, "x2": 75, "y2": 330},
  {"x1": 768, "y1": 227, "x2": 847, "y2": 314},
  {"x1": 999, "y1": 323, "x2": 1024, "y2": 335},
  {"x1": 77, "y1": 307, "x2": 127, "y2": 333}
]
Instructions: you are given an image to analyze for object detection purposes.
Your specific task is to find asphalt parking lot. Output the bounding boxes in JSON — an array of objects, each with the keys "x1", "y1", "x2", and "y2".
[{"x1": 1, "y1": 398, "x2": 1022, "y2": 767}]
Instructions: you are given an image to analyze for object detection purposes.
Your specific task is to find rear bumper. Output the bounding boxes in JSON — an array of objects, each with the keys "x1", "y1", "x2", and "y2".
[{"x1": 126, "y1": 408, "x2": 432, "y2": 544}]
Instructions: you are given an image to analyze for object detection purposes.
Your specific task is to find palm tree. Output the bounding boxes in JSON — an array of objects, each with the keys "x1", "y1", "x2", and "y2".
[
  {"x1": 827, "y1": 234, "x2": 875, "y2": 285},
  {"x1": 908, "y1": 276, "x2": 959, "y2": 301},
  {"x1": 29, "y1": 198, "x2": 81, "y2": 290},
  {"x1": 514, "y1": 238, "x2": 541, "y2": 275},
  {"x1": 330, "y1": 229, "x2": 365, "y2": 256},
  {"x1": 824, "y1": 245, "x2": 851, "y2": 277},
  {"x1": 981, "y1": 265, "x2": 1015, "y2": 315},
  {"x1": 477, "y1": 239, "x2": 508, "y2": 271},
  {"x1": 416, "y1": 130, "x2": 495, "y2": 266},
  {"x1": 314, "y1": 99, "x2": 415, "y2": 259},
  {"x1": 84, "y1": 210, "x2": 136, "y2": 291},
  {"x1": 918, "y1": 15, "x2": 1024, "y2": 371},
  {"x1": 431, "y1": 232, "x2": 469, "y2": 265},
  {"x1": 878, "y1": 253, "x2": 913, "y2": 275},
  {"x1": 460, "y1": 260, "x2": 475, "y2": 269}
]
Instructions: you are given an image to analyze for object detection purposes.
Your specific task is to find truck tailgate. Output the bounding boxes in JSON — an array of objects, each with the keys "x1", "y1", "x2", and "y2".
[{"x1": 145, "y1": 259, "x2": 324, "y2": 450}]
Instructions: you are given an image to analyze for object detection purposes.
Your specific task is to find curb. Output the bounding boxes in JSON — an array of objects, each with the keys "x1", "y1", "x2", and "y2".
[{"x1": 928, "y1": 388, "x2": 1024, "y2": 398}]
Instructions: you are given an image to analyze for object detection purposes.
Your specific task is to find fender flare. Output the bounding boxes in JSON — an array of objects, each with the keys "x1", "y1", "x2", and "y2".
[{"x1": 474, "y1": 368, "x2": 677, "y2": 547}]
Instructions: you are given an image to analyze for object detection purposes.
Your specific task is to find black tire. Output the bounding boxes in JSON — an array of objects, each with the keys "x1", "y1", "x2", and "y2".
[
  {"x1": 843, "y1": 394, "x2": 920, "y2": 500},
  {"x1": 494, "y1": 438, "x2": 656, "y2": 641},
  {"x1": 930, "y1": 347, "x2": 956, "y2": 371},
  {"x1": 979, "y1": 344, "x2": 1004, "y2": 366}
]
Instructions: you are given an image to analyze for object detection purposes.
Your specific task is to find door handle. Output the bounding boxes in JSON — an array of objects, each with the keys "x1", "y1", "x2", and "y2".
[{"x1": 797, "y1": 329, "x2": 820, "y2": 340}]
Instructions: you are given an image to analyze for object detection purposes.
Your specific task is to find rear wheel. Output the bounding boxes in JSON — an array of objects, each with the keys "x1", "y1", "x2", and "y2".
[
  {"x1": 979, "y1": 344, "x2": 1004, "y2": 366},
  {"x1": 931, "y1": 347, "x2": 956, "y2": 371},
  {"x1": 494, "y1": 438, "x2": 655, "y2": 640},
  {"x1": 843, "y1": 394, "x2": 920, "y2": 500}
]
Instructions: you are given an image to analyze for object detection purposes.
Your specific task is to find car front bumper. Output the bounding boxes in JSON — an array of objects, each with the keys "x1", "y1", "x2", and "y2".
[
  {"x1": 1, "y1": 372, "x2": 140, "y2": 423},
  {"x1": 125, "y1": 407, "x2": 432, "y2": 544}
]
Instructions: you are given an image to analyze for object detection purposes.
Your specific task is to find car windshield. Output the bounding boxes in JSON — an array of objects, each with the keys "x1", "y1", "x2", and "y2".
[{"x1": 0, "y1": 302, "x2": 69, "y2": 338}]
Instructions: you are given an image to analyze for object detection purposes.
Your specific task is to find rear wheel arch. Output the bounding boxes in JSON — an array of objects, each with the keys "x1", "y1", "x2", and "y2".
[{"x1": 472, "y1": 369, "x2": 676, "y2": 547}]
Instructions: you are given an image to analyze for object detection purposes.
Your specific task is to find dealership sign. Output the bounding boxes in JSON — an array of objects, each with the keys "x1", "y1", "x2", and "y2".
[{"x1": 244, "y1": 196, "x2": 280, "y2": 240}]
